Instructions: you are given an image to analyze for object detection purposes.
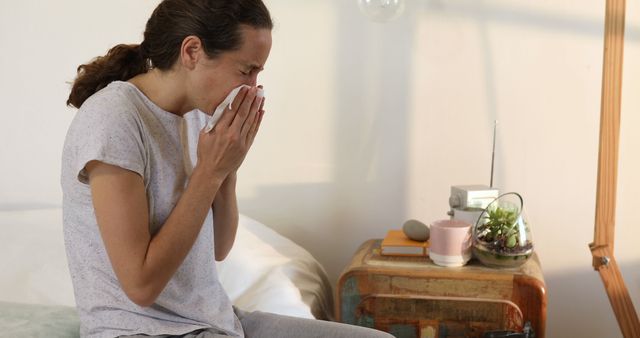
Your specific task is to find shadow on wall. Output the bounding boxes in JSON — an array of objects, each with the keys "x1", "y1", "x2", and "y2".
[
  {"x1": 242, "y1": 1, "x2": 417, "y2": 283},
  {"x1": 544, "y1": 260, "x2": 640, "y2": 338},
  {"x1": 239, "y1": 183, "x2": 380, "y2": 281},
  {"x1": 238, "y1": 180, "x2": 414, "y2": 283}
]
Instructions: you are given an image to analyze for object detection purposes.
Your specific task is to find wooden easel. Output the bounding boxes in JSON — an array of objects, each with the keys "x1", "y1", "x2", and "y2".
[{"x1": 589, "y1": 0, "x2": 640, "y2": 337}]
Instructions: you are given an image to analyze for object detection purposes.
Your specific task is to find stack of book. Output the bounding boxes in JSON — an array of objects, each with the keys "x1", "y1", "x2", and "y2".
[{"x1": 380, "y1": 230, "x2": 429, "y2": 257}]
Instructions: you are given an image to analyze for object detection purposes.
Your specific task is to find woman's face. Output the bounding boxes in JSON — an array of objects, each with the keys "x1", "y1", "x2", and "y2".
[{"x1": 188, "y1": 25, "x2": 272, "y2": 115}]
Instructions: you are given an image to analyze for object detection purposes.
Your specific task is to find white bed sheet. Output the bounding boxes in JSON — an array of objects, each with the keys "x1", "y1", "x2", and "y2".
[{"x1": 0, "y1": 207, "x2": 333, "y2": 321}]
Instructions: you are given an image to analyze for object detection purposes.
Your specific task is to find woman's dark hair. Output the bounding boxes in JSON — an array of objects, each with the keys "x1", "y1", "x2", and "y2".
[{"x1": 67, "y1": 0, "x2": 272, "y2": 108}]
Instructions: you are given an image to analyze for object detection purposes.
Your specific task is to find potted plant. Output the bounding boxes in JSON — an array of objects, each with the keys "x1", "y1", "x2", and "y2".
[{"x1": 472, "y1": 192, "x2": 534, "y2": 268}]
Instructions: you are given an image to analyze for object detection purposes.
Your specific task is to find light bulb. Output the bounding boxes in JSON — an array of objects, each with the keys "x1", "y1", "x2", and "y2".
[{"x1": 358, "y1": 0, "x2": 405, "y2": 22}]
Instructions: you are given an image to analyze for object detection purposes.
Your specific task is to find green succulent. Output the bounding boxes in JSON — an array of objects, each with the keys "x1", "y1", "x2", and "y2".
[{"x1": 479, "y1": 205, "x2": 519, "y2": 248}]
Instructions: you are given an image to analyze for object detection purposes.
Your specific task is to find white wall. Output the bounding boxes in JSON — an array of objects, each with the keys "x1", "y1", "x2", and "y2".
[{"x1": 1, "y1": 1, "x2": 638, "y2": 337}]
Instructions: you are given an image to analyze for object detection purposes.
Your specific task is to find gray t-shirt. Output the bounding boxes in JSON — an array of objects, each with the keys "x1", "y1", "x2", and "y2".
[{"x1": 61, "y1": 81, "x2": 243, "y2": 338}]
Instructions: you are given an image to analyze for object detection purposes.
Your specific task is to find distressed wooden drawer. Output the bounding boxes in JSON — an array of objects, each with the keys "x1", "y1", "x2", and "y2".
[{"x1": 336, "y1": 240, "x2": 546, "y2": 338}]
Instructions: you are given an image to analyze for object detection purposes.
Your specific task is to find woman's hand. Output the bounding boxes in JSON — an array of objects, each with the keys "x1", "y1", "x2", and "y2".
[{"x1": 196, "y1": 86, "x2": 265, "y2": 181}]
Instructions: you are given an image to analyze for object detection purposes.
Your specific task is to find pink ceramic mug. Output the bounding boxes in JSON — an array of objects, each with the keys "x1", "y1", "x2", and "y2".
[{"x1": 429, "y1": 219, "x2": 472, "y2": 267}]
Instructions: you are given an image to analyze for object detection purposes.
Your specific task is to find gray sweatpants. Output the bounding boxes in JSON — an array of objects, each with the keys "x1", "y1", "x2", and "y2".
[{"x1": 120, "y1": 308, "x2": 393, "y2": 338}]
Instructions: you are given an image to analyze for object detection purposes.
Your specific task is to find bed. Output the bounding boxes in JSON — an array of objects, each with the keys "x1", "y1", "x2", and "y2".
[{"x1": 0, "y1": 207, "x2": 334, "y2": 337}]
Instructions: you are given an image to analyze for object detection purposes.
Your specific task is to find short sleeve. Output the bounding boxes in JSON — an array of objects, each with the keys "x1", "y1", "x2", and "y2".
[{"x1": 67, "y1": 93, "x2": 147, "y2": 185}]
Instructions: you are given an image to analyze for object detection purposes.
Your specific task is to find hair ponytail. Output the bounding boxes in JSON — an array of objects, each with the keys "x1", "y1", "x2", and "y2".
[{"x1": 66, "y1": 44, "x2": 148, "y2": 108}]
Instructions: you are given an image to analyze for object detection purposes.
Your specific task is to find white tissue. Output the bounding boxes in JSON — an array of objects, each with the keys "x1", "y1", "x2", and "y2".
[{"x1": 204, "y1": 85, "x2": 265, "y2": 133}]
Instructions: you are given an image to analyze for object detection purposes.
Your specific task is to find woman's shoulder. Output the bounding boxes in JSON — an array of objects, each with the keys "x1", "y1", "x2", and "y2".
[
  {"x1": 79, "y1": 81, "x2": 138, "y2": 116},
  {"x1": 72, "y1": 81, "x2": 147, "y2": 130}
]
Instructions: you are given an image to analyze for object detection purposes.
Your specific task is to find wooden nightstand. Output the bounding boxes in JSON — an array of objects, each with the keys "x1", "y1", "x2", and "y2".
[{"x1": 336, "y1": 239, "x2": 546, "y2": 338}]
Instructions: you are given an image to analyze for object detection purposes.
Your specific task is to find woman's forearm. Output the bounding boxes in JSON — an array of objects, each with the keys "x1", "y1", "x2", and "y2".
[
  {"x1": 141, "y1": 166, "x2": 223, "y2": 291},
  {"x1": 212, "y1": 173, "x2": 239, "y2": 261}
]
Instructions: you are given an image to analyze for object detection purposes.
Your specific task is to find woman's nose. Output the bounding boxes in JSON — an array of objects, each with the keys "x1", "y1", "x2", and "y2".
[{"x1": 246, "y1": 74, "x2": 258, "y2": 87}]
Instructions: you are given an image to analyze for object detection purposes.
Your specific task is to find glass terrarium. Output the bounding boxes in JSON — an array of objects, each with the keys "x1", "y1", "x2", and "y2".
[{"x1": 472, "y1": 192, "x2": 534, "y2": 268}]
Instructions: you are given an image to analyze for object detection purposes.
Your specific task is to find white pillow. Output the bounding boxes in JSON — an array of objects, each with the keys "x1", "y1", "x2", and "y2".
[
  {"x1": 0, "y1": 208, "x2": 76, "y2": 306},
  {"x1": 217, "y1": 214, "x2": 334, "y2": 320},
  {"x1": 0, "y1": 208, "x2": 333, "y2": 319}
]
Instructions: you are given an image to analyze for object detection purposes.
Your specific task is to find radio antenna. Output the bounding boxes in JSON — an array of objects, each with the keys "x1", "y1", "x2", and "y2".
[{"x1": 490, "y1": 120, "x2": 498, "y2": 188}]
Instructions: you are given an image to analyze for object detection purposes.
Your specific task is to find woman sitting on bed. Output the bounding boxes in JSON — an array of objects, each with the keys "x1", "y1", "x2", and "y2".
[{"x1": 61, "y1": 0, "x2": 393, "y2": 337}]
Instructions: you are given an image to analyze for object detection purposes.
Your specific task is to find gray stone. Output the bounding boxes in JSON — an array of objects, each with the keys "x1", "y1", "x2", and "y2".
[{"x1": 402, "y1": 219, "x2": 430, "y2": 241}]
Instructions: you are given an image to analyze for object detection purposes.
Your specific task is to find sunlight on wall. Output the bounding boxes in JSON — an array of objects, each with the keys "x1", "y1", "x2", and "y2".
[{"x1": 407, "y1": 4, "x2": 496, "y2": 225}]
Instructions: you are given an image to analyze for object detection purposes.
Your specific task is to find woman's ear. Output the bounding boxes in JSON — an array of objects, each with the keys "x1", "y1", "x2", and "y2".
[{"x1": 179, "y1": 35, "x2": 204, "y2": 70}]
